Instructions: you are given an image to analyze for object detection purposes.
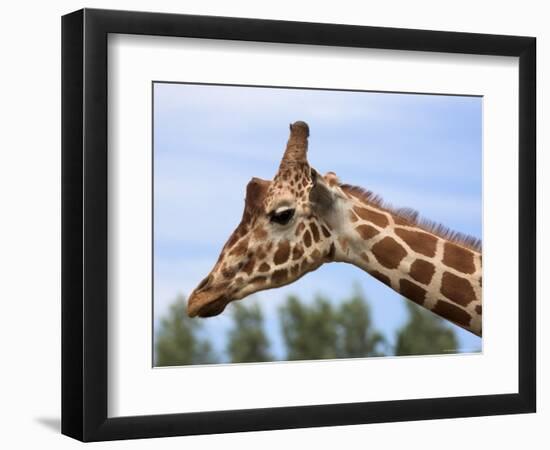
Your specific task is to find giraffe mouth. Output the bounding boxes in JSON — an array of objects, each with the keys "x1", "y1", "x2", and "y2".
[{"x1": 187, "y1": 293, "x2": 229, "y2": 318}]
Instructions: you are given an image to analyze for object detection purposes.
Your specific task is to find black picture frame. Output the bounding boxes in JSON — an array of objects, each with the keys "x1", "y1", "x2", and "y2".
[{"x1": 61, "y1": 8, "x2": 536, "y2": 442}]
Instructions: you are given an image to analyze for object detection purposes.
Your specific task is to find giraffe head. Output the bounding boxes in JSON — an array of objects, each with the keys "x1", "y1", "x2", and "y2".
[{"x1": 187, "y1": 121, "x2": 341, "y2": 317}]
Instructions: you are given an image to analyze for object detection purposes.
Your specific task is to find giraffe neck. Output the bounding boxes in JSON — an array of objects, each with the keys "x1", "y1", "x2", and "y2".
[{"x1": 331, "y1": 187, "x2": 482, "y2": 336}]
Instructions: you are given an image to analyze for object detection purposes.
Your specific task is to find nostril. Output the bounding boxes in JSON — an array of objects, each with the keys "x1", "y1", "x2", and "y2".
[{"x1": 197, "y1": 275, "x2": 211, "y2": 291}]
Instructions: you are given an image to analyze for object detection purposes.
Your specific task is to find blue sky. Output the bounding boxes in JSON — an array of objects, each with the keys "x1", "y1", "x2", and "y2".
[{"x1": 153, "y1": 82, "x2": 482, "y2": 363}]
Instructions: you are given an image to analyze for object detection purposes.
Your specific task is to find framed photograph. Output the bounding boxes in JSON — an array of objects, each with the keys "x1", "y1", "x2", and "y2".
[{"x1": 61, "y1": 8, "x2": 536, "y2": 441}]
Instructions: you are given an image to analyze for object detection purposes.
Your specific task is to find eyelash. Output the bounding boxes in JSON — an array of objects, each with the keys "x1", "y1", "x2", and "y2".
[{"x1": 270, "y1": 208, "x2": 295, "y2": 225}]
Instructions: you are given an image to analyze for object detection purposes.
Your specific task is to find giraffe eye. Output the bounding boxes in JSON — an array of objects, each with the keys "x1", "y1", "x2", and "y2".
[{"x1": 270, "y1": 208, "x2": 295, "y2": 225}]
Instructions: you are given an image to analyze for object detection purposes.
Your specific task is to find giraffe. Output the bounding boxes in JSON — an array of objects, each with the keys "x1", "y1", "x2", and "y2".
[{"x1": 187, "y1": 121, "x2": 482, "y2": 337}]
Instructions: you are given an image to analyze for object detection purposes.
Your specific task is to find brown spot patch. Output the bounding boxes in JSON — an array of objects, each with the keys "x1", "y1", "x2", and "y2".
[
  {"x1": 395, "y1": 228, "x2": 437, "y2": 257},
  {"x1": 371, "y1": 270, "x2": 391, "y2": 286},
  {"x1": 393, "y1": 216, "x2": 411, "y2": 226},
  {"x1": 346, "y1": 189, "x2": 362, "y2": 200},
  {"x1": 360, "y1": 252, "x2": 369, "y2": 263},
  {"x1": 443, "y1": 242, "x2": 476, "y2": 274},
  {"x1": 409, "y1": 259, "x2": 435, "y2": 285},
  {"x1": 475, "y1": 304, "x2": 482, "y2": 315},
  {"x1": 292, "y1": 245, "x2": 304, "y2": 260},
  {"x1": 295, "y1": 222, "x2": 305, "y2": 236},
  {"x1": 400, "y1": 279, "x2": 426, "y2": 305},
  {"x1": 251, "y1": 276, "x2": 267, "y2": 285},
  {"x1": 304, "y1": 230, "x2": 312, "y2": 248},
  {"x1": 325, "y1": 243, "x2": 336, "y2": 261},
  {"x1": 258, "y1": 262, "x2": 270, "y2": 273},
  {"x1": 440, "y1": 272, "x2": 476, "y2": 306},
  {"x1": 274, "y1": 240, "x2": 291, "y2": 265},
  {"x1": 221, "y1": 265, "x2": 236, "y2": 279},
  {"x1": 355, "y1": 224, "x2": 379, "y2": 240},
  {"x1": 321, "y1": 225, "x2": 331, "y2": 238},
  {"x1": 256, "y1": 248, "x2": 267, "y2": 260},
  {"x1": 290, "y1": 264, "x2": 300, "y2": 277},
  {"x1": 229, "y1": 238, "x2": 249, "y2": 257},
  {"x1": 371, "y1": 237, "x2": 407, "y2": 269},
  {"x1": 353, "y1": 206, "x2": 389, "y2": 228},
  {"x1": 310, "y1": 222, "x2": 320, "y2": 242},
  {"x1": 311, "y1": 249, "x2": 322, "y2": 262},
  {"x1": 253, "y1": 227, "x2": 267, "y2": 240},
  {"x1": 272, "y1": 269, "x2": 288, "y2": 285},
  {"x1": 432, "y1": 300, "x2": 471, "y2": 327},
  {"x1": 241, "y1": 258, "x2": 255, "y2": 275}
]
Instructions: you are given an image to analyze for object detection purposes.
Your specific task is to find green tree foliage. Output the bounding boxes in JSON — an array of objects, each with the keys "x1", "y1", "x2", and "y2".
[
  {"x1": 280, "y1": 295, "x2": 339, "y2": 360},
  {"x1": 155, "y1": 295, "x2": 217, "y2": 366},
  {"x1": 279, "y1": 289, "x2": 386, "y2": 361},
  {"x1": 336, "y1": 288, "x2": 386, "y2": 358},
  {"x1": 395, "y1": 300, "x2": 458, "y2": 356},
  {"x1": 227, "y1": 302, "x2": 272, "y2": 363},
  {"x1": 155, "y1": 290, "x2": 461, "y2": 366}
]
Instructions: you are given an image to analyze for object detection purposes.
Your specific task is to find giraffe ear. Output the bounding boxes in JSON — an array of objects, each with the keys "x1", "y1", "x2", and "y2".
[{"x1": 309, "y1": 169, "x2": 334, "y2": 213}]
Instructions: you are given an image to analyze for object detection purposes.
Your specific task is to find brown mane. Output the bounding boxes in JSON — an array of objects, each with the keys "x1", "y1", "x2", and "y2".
[{"x1": 340, "y1": 184, "x2": 482, "y2": 253}]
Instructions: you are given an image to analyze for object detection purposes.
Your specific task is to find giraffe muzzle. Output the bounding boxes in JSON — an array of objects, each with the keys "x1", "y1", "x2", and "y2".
[{"x1": 187, "y1": 289, "x2": 229, "y2": 318}]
